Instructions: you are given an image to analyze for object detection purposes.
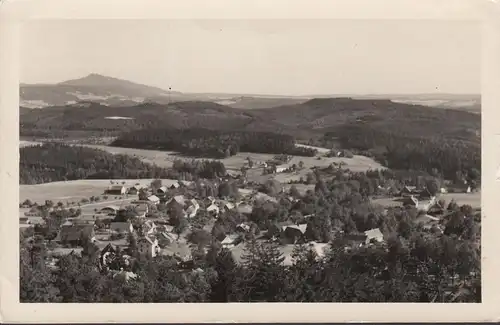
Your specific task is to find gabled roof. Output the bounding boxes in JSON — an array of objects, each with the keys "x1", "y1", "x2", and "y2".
[
  {"x1": 364, "y1": 228, "x2": 384, "y2": 240},
  {"x1": 157, "y1": 186, "x2": 168, "y2": 193},
  {"x1": 169, "y1": 195, "x2": 185, "y2": 205},
  {"x1": 147, "y1": 195, "x2": 160, "y2": 202},
  {"x1": 224, "y1": 202, "x2": 235, "y2": 210},
  {"x1": 207, "y1": 204, "x2": 219, "y2": 211},
  {"x1": 109, "y1": 185, "x2": 126, "y2": 190},
  {"x1": 101, "y1": 205, "x2": 120, "y2": 211},
  {"x1": 236, "y1": 223, "x2": 251, "y2": 232},
  {"x1": 138, "y1": 236, "x2": 158, "y2": 246},
  {"x1": 221, "y1": 234, "x2": 240, "y2": 245},
  {"x1": 283, "y1": 224, "x2": 308, "y2": 234},
  {"x1": 236, "y1": 204, "x2": 253, "y2": 214},
  {"x1": 110, "y1": 222, "x2": 133, "y2": 232}
]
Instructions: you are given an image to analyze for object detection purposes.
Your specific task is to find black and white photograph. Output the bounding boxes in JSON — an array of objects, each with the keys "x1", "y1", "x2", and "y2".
[{"x1": 15, "y1": 17, "x2": 483, "y2": 304}]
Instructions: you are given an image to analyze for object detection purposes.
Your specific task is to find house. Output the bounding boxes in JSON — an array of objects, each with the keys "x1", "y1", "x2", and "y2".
[
  {"x1": 400, "y1": 186, "x2": 418, "y2": 197},
  {"x1": 403, "y1": 195, "x2": 419, "y2": 207},
  {"x1": 440, "y1": 187, "x2": 448, "y2": 194},
  {"x1": 137, "y1": 236, "x2": 160, "y2": 258},
  {"x1": 27, "y1": 216, "x2": 45, "y2": 226},
  {"x1": 106, "y1": 185, "x2": 127, "y2": 195},
  {"x1": 167, "y1": 195, "x2": 185, "y2": 210},
  {"x1": 185, "y1": 199, "x2": 200, "y2": 218},
  {"x1": 419, "y1": 188, "x2": 434, "y2": 200},
  {"x1": 221, "y1": 202, "x2": 235, "y2": 212},
  {"x1": 276, "y1": 166, "x2": 287, "y2": 173},
  {"x1": 236, "y1": 203, "x2": 253, "y2": 215},
  {"x1": 418, "y1": 196, "x2": 437, "y2": 212},
  {"x1": 427, "y1": 200, "x2": 446, "y2": 215},
  {"x1": 169, "y1": 182, "x2": 180, "y2": 189},
  {"x1": 363, "y1": 228, "x2": 384, "y2": 245},
  {"x1": 134, "y1": 204, "x2": 148, "y2": 218},
  {"x1": 282, "y1": 224, "x2": 308, "y2": 244},
  {"x1": 156, "y1": 186, "x2": 168, "y2": 195},
  {"x1": 72, "y1": 217, "x2": 95, "y2": 226},
  {"x1": 59, "y1": 224, "x2": 96, "y2": 247},
  {"x1": 158, "y1": 231, "x2": 176, "y2": 247},
  {"x1": 100, "y1": 243, "x2": 117, "y2": 268},
  {"x1": 308, "y1": 242, "x2": 329, "y2": 259},
  {"x1": 206, "y1": 203, "x2": 219, "y2": 217},
  {"x1": 147, "y1": 195, "x2": 160, "y2": 205},
  {"x1": 110, "y1": 221, "x2": 134, "y2": 234},
  {"x1": 19, "y1": 217, "x2": 30, "y2": 225},
  {"x1": 127, "y1": 185, "x2": 143, "y2": 195},
  {"x1": 236, "y1": 223, "x2": 251, "y2": 233},
  {"x1": 143, "y1": 220, "x2": 157, "y2": 235},
  {"x1": 100, "y1": 205, "x2": 120, "y2": 216},
  {"x1": 221, "y1": 234, "x2": 241, "y2": 248}
]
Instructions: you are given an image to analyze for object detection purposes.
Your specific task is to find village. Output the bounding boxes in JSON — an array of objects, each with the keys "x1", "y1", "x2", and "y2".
[{"x1": 19, "y1": 147, "x2": 480, "y2": 282}]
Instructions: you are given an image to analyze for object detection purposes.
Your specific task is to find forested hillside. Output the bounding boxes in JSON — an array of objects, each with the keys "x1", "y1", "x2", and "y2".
[
  {"x1": 20, "y1": 144, "x2": 226, "y2": 184},
  {"x1": 20, "y1": 97, "x2": 481, "y2": 180},
  {"x1": 112, "y1": 128, "x2": 317, "y2": 158}
]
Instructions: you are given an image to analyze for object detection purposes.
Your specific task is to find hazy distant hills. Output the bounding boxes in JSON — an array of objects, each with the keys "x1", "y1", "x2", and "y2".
[
  {"x1": 19, "y1": 73, "x2": 481, "y2": 113},
  {"x1": 20, "y1": 74, "x2": 180, "y2": 108}
]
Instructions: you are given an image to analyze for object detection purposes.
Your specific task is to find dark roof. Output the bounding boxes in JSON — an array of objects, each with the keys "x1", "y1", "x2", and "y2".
[{"x1": 59, "y1": 224, "x2": 95, "y2": 242}]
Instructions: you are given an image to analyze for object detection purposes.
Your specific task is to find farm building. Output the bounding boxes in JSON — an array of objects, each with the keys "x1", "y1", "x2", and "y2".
[
  {"x1": 100, "y1": 205, "x2": 120, "y2": 215},
  {"x1": 170, "y1": 182, "x2": 180, "y2": 189},
  {"x1": 106, "y1": 185, "x2": 127, "y2": 195}
]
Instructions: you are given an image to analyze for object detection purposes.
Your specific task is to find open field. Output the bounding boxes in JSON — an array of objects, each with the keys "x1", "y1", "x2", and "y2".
[
  {"x1": 372, "y1": 191, "x2": 481, "y2": 209},
  {"x1": 19, "y1": 178, "x2": 182, "y2": 206},
  {"x1": 20, "y1": 141, "x2": 385, "y2": 184}
]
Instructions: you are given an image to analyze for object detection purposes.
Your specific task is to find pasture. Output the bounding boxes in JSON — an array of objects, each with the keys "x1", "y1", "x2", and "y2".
[
  {"x1": 372, "y1": 191, "x2": 481, "y2": 210},
  {"x1": 19, "y1": 178, "x2": 182, "y2": 207},
  {"x1": 20, "y1": 141, "x2": 385, "y2": 184}
]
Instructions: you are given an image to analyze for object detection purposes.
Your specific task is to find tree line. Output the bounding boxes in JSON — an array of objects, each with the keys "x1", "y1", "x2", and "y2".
[{"x1": 111, "y1": 128, "x2": 317, "y2": 159}]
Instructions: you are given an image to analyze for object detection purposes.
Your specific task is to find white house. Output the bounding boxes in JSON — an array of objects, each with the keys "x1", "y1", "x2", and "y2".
[
  {"x1": 138, "y1": 236, "x2": 160, "y2": 258},
  {"x1": 221, "y1": 234, "x2": 241, "y2": 248},
  {"x1": 206, "y1": 203, "x2": 219, "y2": 217},
  {"x1": 107, "y1": 185, "x2": 127, "y2": 195},
  {"x1": 147, "y1": 195, "x2": 160, "y2": 205},
  {"x1": 363, "y1": 228, "x2": 384, "y2": 245},
  {"x1": 186, "y1": 199, "x2": 200, "y2": 218}
]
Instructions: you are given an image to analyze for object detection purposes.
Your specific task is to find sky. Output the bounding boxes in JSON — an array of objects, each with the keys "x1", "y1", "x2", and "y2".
[{"x1": 20, "y1": 19, "x2": 480, "y2": 96}]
